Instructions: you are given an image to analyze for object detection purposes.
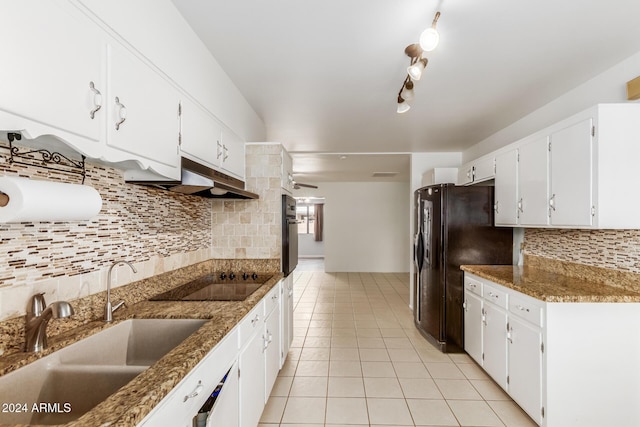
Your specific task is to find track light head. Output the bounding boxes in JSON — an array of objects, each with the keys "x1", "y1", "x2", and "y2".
[
  {"x1": 397, "y1": 94, "x2": 410, "y2": 113},
  {"x1": 420, "y1": 11, "x2": 441, "y2": 51},
  {"x1": 407, "y1": 58, "x2": 428, "y2": 81}
]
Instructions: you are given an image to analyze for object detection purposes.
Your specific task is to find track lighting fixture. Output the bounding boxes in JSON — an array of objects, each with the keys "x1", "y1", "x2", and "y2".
[{"x1": 395, "y1": 11, "x2": 441, "y2": 113}]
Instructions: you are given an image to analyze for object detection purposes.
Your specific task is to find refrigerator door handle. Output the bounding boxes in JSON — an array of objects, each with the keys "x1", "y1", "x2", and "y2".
[{"x1": 414, "y1": 232, "x2": 424, "y2": 272}]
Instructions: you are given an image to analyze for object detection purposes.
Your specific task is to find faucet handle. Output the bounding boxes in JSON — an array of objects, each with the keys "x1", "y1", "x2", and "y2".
[{"x1": 27, "y1": 293, "x2": 46, "y2": 317}]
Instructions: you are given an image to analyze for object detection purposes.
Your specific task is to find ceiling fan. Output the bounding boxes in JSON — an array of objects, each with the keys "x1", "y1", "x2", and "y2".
[{"x1": 292, "y1": 180, "x2": 318, "y2": 190}]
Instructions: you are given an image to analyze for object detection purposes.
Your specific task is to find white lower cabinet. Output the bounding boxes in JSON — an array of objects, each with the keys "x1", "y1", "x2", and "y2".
[
  {"x1": 507, "y1": 315, "x2": 543, "y2": 424},
  {"x1": 139, "y1": 279, "x2": 294, "y2": 427},
  {"x1": 463, "y1": 280, "x2": 483, "y2": 365},
  {"x1": 281, "y1": 274, "x2": 294, "y2": 366},
  {"x1": 465, "y1": 272, "x2": 640, "y2": 427}
]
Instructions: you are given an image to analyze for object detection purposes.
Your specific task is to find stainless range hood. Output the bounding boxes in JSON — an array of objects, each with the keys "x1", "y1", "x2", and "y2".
[{"x1": 127, "y1": 157, "x2": 259, "y2": 199}]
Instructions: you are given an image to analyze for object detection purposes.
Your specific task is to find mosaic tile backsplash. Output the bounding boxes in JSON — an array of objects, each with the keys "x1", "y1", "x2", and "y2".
[
  {"x1": 524, "y1": 228, "x2": 640, "y2": 273},
  {"x1": 0, "y1": 141, "x2": 285, "y2": 321}
]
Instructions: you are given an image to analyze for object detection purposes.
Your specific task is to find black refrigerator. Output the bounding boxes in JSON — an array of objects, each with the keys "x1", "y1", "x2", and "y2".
[{"x1": 413, "y1": 184, "x2": 513, "y2": 352}]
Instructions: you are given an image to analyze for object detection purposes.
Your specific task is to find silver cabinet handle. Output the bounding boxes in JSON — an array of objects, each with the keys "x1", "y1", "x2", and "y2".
[
  {"x1": 271, "y1": 294, "x2": 278, "y2": 301},
  {"x1": 115, "y1": 97, "x2": 127, "y2": 130},
  {"x1": 89, "y1": 81, "x2": 102, "y2": 119},
  {"x1": 223, "y1": 144, "x2": 229, "y2": 161},
  {"x1": 516, "y1": 304, "x2": 530, "y2": 313},
  {"x1": 518, "y1": 198, "x2": 523, "y2": 213},
  {"x1": 494, "y1": 201, "x2": 499, "y2": 214},
  {"x1": 549, "y1": 194, "x2": 556, "y2": 211},
  {"x1": 489, "y1": 292, "x2": 499, "y2": 300},
  {"x1": 183, "y1": 380, "x2": 203, "y2": 402},
  {"x1": 506, "y1": 322, "x2": 513, "y2": 343},
  {"x1": 217, "y1": 141, "x2": 223, "y2": 159},
  {"x1": 251, "y1": 314, "x2": 260, "y2": 325}
]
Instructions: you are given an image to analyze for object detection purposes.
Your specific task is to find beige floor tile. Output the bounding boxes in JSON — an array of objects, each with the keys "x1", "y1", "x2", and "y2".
[
  {"x1": 399, "y1": 378, "x2": 443, "y2": 399},
  {"x1": 366, "y1": 398, "x2": 413, "y2": 425},
  {"x1": 487, "y1": 400, "x2": 537, "y2": 427},
  {"x1": 331, "y1": 336, "x2": 359, "y2": 348},
  {"x1": 286, "y1": 347, "x2": 302, "y2": 361},
  {"x1": 435, "y1": 379, "x2": 483, "y2": 400},
  {"x1": 332, "y1": 327, "x2": 357, "y2": 337},
  {"x1": 332, "y1": 319, "x2": 356, "y2": 328},
  {"x1": 393, "y1": 361, "x2": 431, "y2": 378},
  {"x1": 359, "y1": 348, "x2": 390, "y2": 362},
  {"x1": 326, "y1": 397, "x2": 369, "y2": 424},
  {"x1": 448, "y1": 400, "x2": 505, "y2": 426},
  {"x1": 356, "y1": 328, "x2": 382, "y2": 337},
  {"x1": 306, "y1": 327, "x2": 332, "y2": 337},
  {"x1": 458, "y1": 362, "x2": 491, "y2": 380},
  {"x1": 289, "y1": 376, "x2": 328, "y2": 397},
  {"x1": 329, "y1": 360, "x2": 362, "y2": 377},
  {"x1": 425, "y1": 362, "x2": 467, "y2": 379},
  {"x1": 449, "y1": 352, "x2": 475, "y2": 364},
  {"x1": 270, "y1": 375, "x2": 294, "y2": 397},
  {"x1": 279, "y1": 358, "x2": 299, "y2": 377},
  {"x1": 257, "y1": 424, "x2": 279, "y2": 427},
  {"x1": 293, "y1": 327, "x2": 308, "y2": 337},
  {"x1": 303, "y1": 336, "x2": 331, "y2": 348},
  {"x1": 406, "y1": 398, "x2": 459, "y2": 426},
  {"x1": 281, "y1": 397, "x2": 326, "y2": 424},
  {"x1": 290, "y1": 336, "x2": 305, "y2": 348},
  {"x1": 361, "y1": 361, "x2": 396, "y2": 377},
  {"x1": 330, "y1": 347, "x2": 361, "y2": 361},
  {"x1": 299, "y1": 347, "x2": 330, "y2": 361},
  {"x1": 295, "y1": 360, "x2": 329, "y2": 377},
  {"x1": 383, "y1": 337, "x2": 413, "y2": 349},
  {"x1": 308, "y1": 319, "x2": 332, "y2": 328},
  {"x1": 364, "y1": 377, "x2": 404, "y2": 398},
  {"x1": 379, "y1": 328, "x2": 407, "y2": 337},
  {"x1": 334, "y1": 304, "x2": 354, "y2": 313},
  {"x1": 332, "y1": 313, "x2": 354, "y2": 320},
  {"x1": 388, "y1": 348, "x2": 422, "y2": 362},
  {"x1": 416, "y1": 348, "x2": 453, "y2": 363},
  {"x1": 328, "y1": 377, "x2": 365, "y2": 397},
  {"x1": 470, "y1": 379, "x2": 511, "y2": 401},
  {"x1": 260, "y1": 396, "x2": 287, "y2": 423},
  {"x1": 357, "y1": 337, "x2": 387, "y2": 348}
]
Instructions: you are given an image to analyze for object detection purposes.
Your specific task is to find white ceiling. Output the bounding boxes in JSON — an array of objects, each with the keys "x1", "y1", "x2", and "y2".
[{"x1": 171, "y1": 0, "x2": 640, "y2": 182}]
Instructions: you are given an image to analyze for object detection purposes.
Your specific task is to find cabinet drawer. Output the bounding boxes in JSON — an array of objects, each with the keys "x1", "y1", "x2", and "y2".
[
  {"x1": 140, "y1": 327, "x2": 238, "y2": 426},
  {"x1": 483, "y1": 283, "x2": 508, "y2": 309},
  {"x1": 264, "y1": 283, "x2": 281, "y2": 317},
  {"x1": 464, "y1": 276, "x2": 483, "y2": 296},
  {"x1": 509, "y1": 295, "x2": 543, "y2": 327},
  {"x1": 239, "y1": 300, "x2": 265, "y2": 348}
]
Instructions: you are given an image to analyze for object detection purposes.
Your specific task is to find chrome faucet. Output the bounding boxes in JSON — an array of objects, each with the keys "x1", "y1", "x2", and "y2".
[
  {"x1": 24, "y1": 293, "x2": 74, "y2": 352},
  {"x1": 105, "y1": 260, "x2": 137, "y2": 322}
]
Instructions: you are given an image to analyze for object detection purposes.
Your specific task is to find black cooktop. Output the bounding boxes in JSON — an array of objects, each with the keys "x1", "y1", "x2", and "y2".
[{"x1": 149, "y1": 272, "x2": 272, "y2": 302}]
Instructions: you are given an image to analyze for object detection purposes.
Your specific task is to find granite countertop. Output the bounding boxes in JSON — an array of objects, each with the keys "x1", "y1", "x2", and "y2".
[
  {"x1": 461, "y1": 264, "x2": 640, "y2": 303},
  {"x1": 0, "y1": 273, "x2": 283, "y2": 427}
]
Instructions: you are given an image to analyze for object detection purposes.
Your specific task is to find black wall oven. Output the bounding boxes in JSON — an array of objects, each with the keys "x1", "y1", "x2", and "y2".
[{"x1": 282, "y1": 194, "x2": 298, "y2": 276}]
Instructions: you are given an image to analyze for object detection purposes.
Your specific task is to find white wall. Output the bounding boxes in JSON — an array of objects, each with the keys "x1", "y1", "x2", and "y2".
[
  {"x1": 297, "y1": 182, "x2": 410, "y2": 272},
  {"x1": 299, "y1": 234, "x2": 324, "y2": 258},
  {"x1": 463, "y1": 49, "x2": 640, "y2": 162}
]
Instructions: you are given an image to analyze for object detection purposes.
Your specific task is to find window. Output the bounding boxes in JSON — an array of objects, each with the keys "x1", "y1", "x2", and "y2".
[{"x1": 296, "y1": 204, "x2": 315, "y2": 234}]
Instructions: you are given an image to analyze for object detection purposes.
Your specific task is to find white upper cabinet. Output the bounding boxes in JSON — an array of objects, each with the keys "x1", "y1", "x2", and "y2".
[
  {"x1": 106, "y1": 43, "x2": 181, "y2": 169},
  {"x1": 458, "y1": 156, "x2": 495, "y2": 185},
  {"x1": 494, "y1": 150, "x2": 518, "y2": 225},
  {"x1": 282, "y1": 149, "x2": 294, "y2": 194},
  {"x1": 0, "y1": 1, "x2": 103, "y2": 154},
  {"x1": 518, "y1": 137, "x2": 549, "y2": 226},
  {"x1": 549, "y1": 119, "x2": 593, "y2": 227},
  {"x1": 219, "y1": 129, "x2": 246, "y2": 180},
  {"x1": 180, "y1": 98, "x2": 222, "y2": 169},
  {"x1": 490, "y1": 103, "x2": 640, "y2": 229}
]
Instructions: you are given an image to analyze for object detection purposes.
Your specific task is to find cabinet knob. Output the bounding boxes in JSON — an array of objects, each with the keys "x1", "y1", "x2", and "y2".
[
  {"x1": 183, "y1": 380, "x2": 203, "y2": 402},
  {"x1": 549, "y1": 194, "x2": 556, "y2": 211}
]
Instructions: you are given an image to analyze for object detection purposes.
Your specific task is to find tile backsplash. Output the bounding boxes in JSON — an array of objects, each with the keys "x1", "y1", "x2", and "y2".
[
  {"x1": 524, "y1": 228, "x2": 640, "y2": 273},
  {"x1": 0, "y1": 141, "x2": 284, "y2": 321}
]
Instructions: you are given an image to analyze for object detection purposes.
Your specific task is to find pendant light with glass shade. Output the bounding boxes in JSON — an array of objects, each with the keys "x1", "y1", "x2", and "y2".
[{"x1": 395, "y1": 10, "x2": 442, "y2": 113}]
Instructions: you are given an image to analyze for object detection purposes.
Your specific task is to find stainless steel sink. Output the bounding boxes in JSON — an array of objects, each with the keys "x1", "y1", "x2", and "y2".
[{"x1": 0, "y1": 318, "x2": 207, "y2": 425}]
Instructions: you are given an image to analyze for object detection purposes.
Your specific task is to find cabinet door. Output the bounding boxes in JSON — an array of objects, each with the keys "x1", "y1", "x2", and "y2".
[
  {"x1": 458, "y1": 164, "x2": 473, "y2": 185},
  {"x1": 206, "y1": 361, "x2": 239, "y2": 427},
  {"x1": 474, "y1": 156, "x2": 495, "y2": 183},
  {"x1": 0, "y1": 1, "x2": 103, "y2": 146},
  {"x1": 463, "y1": 291, "x2": 483, "y2": 365},
  {"x1": 265, "y1": 305, "x2": 281, "y2": 402},
  {"x1": 219, "y1": 129, "x2": 246, "y2": 180},
  {"x1": 483, "y1": 303, "x2": 508, "y2": 390},
  {"x1": 494, "y1": 150, "x2": 518, "y2": 226},
  {"x1": 280, "y1": 277, "x2": 293, "y2": 365},
  {"x1": 518, "y1": 137, "x2": 549, "y2": 226},
  {"x1": 549, "y1": 119, "x2": 593, "y2": 227},
  {"x1": 180, "y1": 98, "x2": 222, "y2": 169},
  {"x1": 107, "y1": 43, "x2": 180, "y2": 168},
  {"x1": 507, "y1": 316, "x2": 543, "y2": 424},
  {"x1": 239, "y1": 330, "x2": 266, "y2": 427},
  {"x1": 282, "y1": 149, "x2": 294, "y2": 193}
]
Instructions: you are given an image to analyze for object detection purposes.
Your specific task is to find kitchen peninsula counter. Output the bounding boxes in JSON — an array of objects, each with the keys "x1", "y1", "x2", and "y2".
[
  {"x1": 462, "y1": 258, "x2": 640, "y2": 303},
  {"x1": 0, "y1": 261, "x2": 283, "y2": 427}
]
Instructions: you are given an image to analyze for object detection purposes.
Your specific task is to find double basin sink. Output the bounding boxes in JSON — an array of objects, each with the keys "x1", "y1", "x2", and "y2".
[{"x1": 0, "y1": 319, "x2": 207, "y2": 425}]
